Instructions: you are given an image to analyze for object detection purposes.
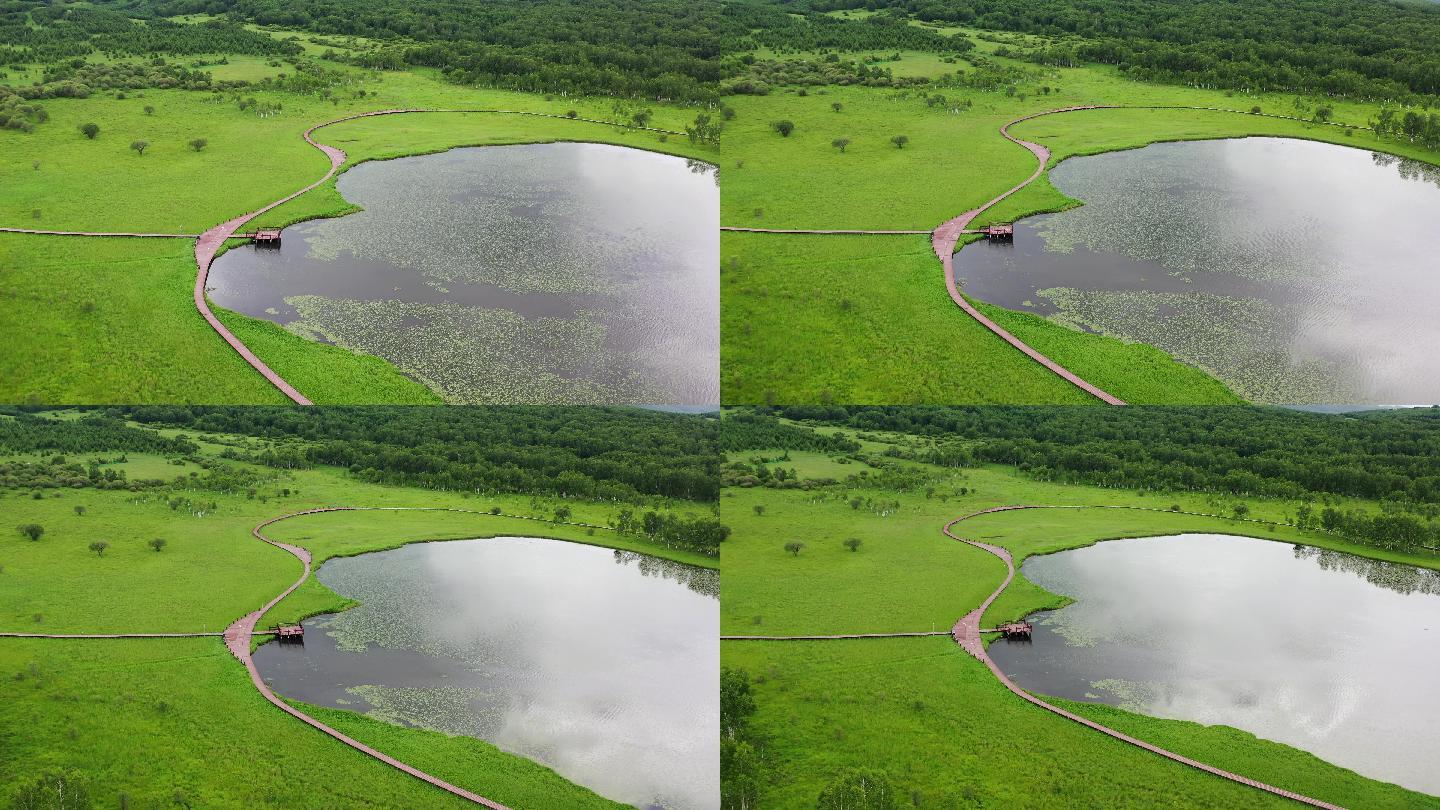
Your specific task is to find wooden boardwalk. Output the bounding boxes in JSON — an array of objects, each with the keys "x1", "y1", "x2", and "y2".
[
  {"x1": 222, "y1": 507, "x2": 511, "y2": 808},
  {"x1": 942, "y1": 506, "x2": 1344, "y2": 809}
]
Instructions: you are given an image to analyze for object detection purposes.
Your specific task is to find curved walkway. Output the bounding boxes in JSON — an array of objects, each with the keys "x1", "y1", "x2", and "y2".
[
  {"x1": 931, "y1": 106, "x2": 1127, "y2": 404},
  {"x1": 942, "y1": 505, "x2": 1342, "y2": 809},
  {"x1": 192, "y1": 107, "x2": 685, "y2": 404},
  {"x1": 223, "y1": 507, "x2": 511, "y2": 808}
]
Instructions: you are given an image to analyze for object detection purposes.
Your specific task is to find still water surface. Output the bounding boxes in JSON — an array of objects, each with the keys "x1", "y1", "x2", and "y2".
[
  {"x1": 989, "y1": 534, "x2": 1440, "y2": 795},
  {"x1": 253, "y1": 537, "x2": 719, "y2": 809},
  {"x1": 955, "y1": 138, "x2": 1440, "y2": 404},
  {"x1": 209, "y1": 143, "x2": 718, "y2": 405}
]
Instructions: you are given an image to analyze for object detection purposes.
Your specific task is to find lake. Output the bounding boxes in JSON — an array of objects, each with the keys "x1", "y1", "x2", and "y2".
[
  {"x1": 954, "y1": 138, "x2": 1440, "y2": 405},
  {"x1": 209, "y1": 142, "x2": 719, "y2": 405},
  {"x1": 988, "y1": 534, "x2": 1440, "y2": 795},
  {"x1": 252, "y1": 537, "x2": 720, "y2": 809}
]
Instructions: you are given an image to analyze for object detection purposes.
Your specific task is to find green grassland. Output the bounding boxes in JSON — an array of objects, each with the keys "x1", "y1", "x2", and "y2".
[
  {"x1": 720, "y1": 48, "x2": 1440, "y2": 403},
  {"x1": 721, "y1": 433, "x2": 1440, "y2": 807},
  {"x1": 1, "y1": 419, "x2": 712, "y2": 807},
  {"x1": 1, "y1": 50, "x2": 717, "y2": 403},
  {"x1": 720, "y1": 231, "x2": 1241, "y2": 404},
  {"x1": 1, "y1": 463, "x2": 709, "y2": 634},
  {"x1": 0, "y1": 637, "x2": 624, "y2": 809}
]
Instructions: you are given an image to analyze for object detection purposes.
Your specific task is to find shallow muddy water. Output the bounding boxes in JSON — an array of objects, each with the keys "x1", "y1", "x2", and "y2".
[
  {"x1": 988, "y1": 534, "x2": 1440, "y2": 795},
  {"x1": 954, "y1": 138, "x2": 1440, "y2": 405},
  {"x1": 252, "y1": 538, "x2": 719, "y2": 809},
  {"x1": 209, "y1": 143, "x2": 719, "y2": 405}
]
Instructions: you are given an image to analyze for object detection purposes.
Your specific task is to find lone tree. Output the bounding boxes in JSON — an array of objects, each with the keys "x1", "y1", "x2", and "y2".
[
  {"x1": 188, "y1": 138, "x2": 208, "y2": 152},
  {"x1": 843, "y1": 537, "x2": 862, "y2": 552},
  {"x1": 80, "y1": 122, "x2": 99, "y2": 139},
  {"x1": 753, "y1": 504, "x2": 766, "y2": 517},
  {"x1": 1250, "y1": 105, "x2": 1263, "y2": 114},
  {"x1": 831, "y1": 102, "x2": 843, "y2": 113},
  {"x1": 565, "y1": 109, "x2": 577, "y2": 118},
  {"x1": 74, "y1": 505, "x2": 86, "y2": 517},
  {"x1": 88, "y1": 541, "x2": 109, "y2": 557},
  {"x1": 553, "y1": 506, "x2": 572, "y2": 523},
  {"x1": 149, "y1": 538, "x2": 167, "y2": 553},
  {"x1": 489, "y1": 506, "x2": 502, "y2": 515},
  {"x1": 130, "y1": 140, "x2": 149, "y2": 156},
  {"x1": 1233, "y1": 503, "x2": 1251, "y2": 520},
  {"x1": 784, "y1": 541, "x2": 805, "y2": 557},
  {"x1": 891, "y1": 134, "x2": 909, "y2": 149},
  {"x1": 144, "y1": 105, "x2": 155, "y2": 116},
  {"x1": 831, "y1": 137, "x2": 851, "y2": 153},
  {"x1": 772, "y1": 120, "x2": 795, "y2": 137},
  {"x1": 17, "y1": 523, "x2": 44, "y2": 542}
]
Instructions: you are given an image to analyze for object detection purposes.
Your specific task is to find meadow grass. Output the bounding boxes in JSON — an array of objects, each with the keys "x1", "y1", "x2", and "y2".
[
  {"x1": 721, "y1": 438, "x2": 1440, "y2": 807},
  {"x1": 0, "y1": 458, "x2": 707, "y2": 634},
  {"x1": 722, "y1": 638, "x2": 1434, "y2": 809},
  {"x1": 719, "y1": 230, "x2": 1241, "y2": 404},
  {"x1": 0, "y1": 234, "x2": 290, "y2": 404},
  {"x1": 0, "y1": 637, "x2": 624, "y2": 808}
]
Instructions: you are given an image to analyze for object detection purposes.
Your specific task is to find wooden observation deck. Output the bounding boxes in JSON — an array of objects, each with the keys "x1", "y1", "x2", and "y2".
[
  {"x1": 248, "y1": 229, "x2": 283, "y2": 246},
  {"x1": 982, "y1": 224, "x2": 1014, "y2": 242},
  {"x1": 995, "y1": 620, "x2": 1033, "y2": 639}
]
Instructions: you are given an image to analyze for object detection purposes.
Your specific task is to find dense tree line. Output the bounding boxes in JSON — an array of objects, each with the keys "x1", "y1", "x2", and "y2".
[
  {"x1": 737, "y1": 5, "x2": 974, "y2": 56},
  {"x1": 132, "y1": 0, "x2": 734, "y2": 102},
  {"x1": 114, "y1": 406, "x2": 719, "y2": 503},
  {"x1": 804, "y1": 0, "x2": 1440, "y2": 104},
  {"x1": 0, "y1": 2, "x2": 299, "y2": 64},
  {"x1": 0, "y1": 411, "x2": 197, "y2": 456},
  {"x1": 616, "y1": 508, "x2": 730, "y2": 555},
  {"x1": 753, "y1": 406, "x2": 1440, "y2": 504},
  {"x1": 719, "y1": 410, "x2": 860, "y2": 453}
]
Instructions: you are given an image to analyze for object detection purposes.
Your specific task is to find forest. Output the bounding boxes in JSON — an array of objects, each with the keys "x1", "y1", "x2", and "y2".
[
  {"x1": 113, "y1": 405, "x2": 721, "y2": 502},
  {"x1": 741, "y1": 406, "x2": 1440, "y2": 502},
  {"x1": 800, "y1": 0, "x2": 1440, "y2": 103},
  {"x1": 725, "y1": 407, "x2": 1440, "y2": 553},
  {"x1": 139, "y1": 0, "x2": 731, "y2": 101}
]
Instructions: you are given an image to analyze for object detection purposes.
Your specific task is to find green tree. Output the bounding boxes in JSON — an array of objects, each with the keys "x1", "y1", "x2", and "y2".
[
  {"x1": 144, "y1": 105, "x2": 155, "y2": 116},
  {"x1": 843, "y1": 537, "x2": 862, "y2": 552},
  {"x1": 130, "y1": 140, "x2": 149, "y2": 156},
  {"x1": 79, "y1": 123, "x2": 99, "y2": 139},
  {"x1": 553, "y1": 506, "x2": 572, "y2": 523},
  {"x1": 73, "y1": 506, "x2": 85, "y2": 517},
  {"x1": 831, "y1": 102, "x2": 843, "y2": 112},
  {"x1": 88, "y1": 541, "x2": 109, "y2": 557},
  {"x1": 720, "y1": 667, "x2": 756, "y2": 737},
  {"x1": 17, "y1": 523, "x2": 44, "y2": 541},
  {"x1": 831, "y1": 137, "x2": 851, "y2": 153},
  {"x1": 816, "y1": 768, "x2": 896, "y2": 810},
  {"x1": 890, "y1": 134, "x2": 909, "y2": 149},
  {"x1": 753, "y1": 504, "x2": 766, "y2": 516},
  {"x1": 188, "y1": 138, "x2": 208, "y2": 152},
  {"x1": 773, "y1": 120, "x2": 795, "y2": 137},
  {"x1": 10, "y1": 770, "x2": 92, "y2": 809},
  {"x1": 1232, "y1": 503, "x2": 1251, "y2": 520},
  {"x1": 784, "y1": 541, "x2": 805, "y2": 556},
  {"x1": 149, "y1": 538, "x2": 167, "y2": 552}
]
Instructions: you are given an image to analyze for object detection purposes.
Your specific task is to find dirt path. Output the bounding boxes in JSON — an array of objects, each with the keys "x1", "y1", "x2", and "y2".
[{"x1": 941, "y1": 505, "x2": 1343, "y2": 809}]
